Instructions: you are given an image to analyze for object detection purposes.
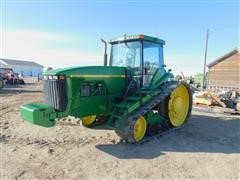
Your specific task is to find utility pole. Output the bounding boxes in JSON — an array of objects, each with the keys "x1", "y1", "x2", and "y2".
[{"x1": 202, "y1": 29, "x2": 209, "y2": 89}]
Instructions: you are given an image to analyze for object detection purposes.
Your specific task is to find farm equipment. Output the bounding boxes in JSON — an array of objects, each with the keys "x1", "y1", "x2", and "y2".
[
  {"x1": 0, "y1": 73, "x2": 3, "y2": 89},
  {"x1": 0, "y1": 68, "x2": 25, "y2": 85},
  {"x1": 20, "y1": 34, "x2": 192, "y2": 143}
]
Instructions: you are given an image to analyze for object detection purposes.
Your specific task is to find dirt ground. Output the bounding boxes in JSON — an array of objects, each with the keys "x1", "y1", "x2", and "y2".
[{"x1": 0, "y1": 80, "x2": 239, "y2": 179}]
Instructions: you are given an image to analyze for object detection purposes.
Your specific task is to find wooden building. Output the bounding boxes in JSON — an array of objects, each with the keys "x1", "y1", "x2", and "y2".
[{"x1": 207, "y1": 49, "x2": 240, "y2": 92}]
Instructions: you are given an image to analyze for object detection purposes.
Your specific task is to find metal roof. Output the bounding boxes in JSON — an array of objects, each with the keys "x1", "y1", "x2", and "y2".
[
  {"x1": 109, "y1": 34, "x2": 165, "y2": 45},
  {"x1": 207, "y1": 49, "x2": 239, "y2": 68},
  {"x1": 0, "y1": 58, "x2": 43, "y2": 68}
]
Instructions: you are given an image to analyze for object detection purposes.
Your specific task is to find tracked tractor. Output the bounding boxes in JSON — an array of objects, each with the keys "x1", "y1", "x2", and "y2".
[{"x1": 20, "y1": 34, "x2": 192, "y2": 143}]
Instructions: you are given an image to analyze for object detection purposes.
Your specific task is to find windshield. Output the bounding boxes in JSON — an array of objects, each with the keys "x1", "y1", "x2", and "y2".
[{"x1": 110, "y1": 41, "x2": 141, "y2": 68}]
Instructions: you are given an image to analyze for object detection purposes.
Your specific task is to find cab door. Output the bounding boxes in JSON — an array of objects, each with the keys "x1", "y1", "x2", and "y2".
[{"x1": 142, "y1": 41, "x2": 164, "y2": 87}]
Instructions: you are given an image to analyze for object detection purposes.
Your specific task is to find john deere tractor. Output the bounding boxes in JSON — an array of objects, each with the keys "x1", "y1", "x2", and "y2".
[{"x1": 21, "y1": 34, "x2": 192, "y2": 143}]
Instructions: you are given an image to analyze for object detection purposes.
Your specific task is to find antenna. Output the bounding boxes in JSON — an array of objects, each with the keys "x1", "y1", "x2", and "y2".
[{"x1": 154, "y1": 17, "x2": 159, "y2": 38}]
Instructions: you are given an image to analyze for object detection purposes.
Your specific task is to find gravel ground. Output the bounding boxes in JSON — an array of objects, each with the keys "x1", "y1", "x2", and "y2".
[{"x1": 0, "y1": 80, "x2": 239, "y2": 179}]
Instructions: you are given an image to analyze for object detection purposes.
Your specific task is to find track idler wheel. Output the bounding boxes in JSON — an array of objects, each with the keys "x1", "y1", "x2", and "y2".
[
  {"x1": 158, "y1": 82, "x2": 192, "y2": 127},
  {"x1": 115, "y1": 116, "x2": 147, "y2": 143},
  {"x1": 81, "y1": 115, "x2": 97, "y2": 127}
]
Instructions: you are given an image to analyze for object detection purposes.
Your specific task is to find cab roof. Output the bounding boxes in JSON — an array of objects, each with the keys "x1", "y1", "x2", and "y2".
[{"x1": 109, "y1": 34, "x2": 165, "y2": 45}]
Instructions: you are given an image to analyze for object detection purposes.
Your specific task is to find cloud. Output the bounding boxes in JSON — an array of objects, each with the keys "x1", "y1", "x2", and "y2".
[
  {"x1": 1, "y1": 29, "x2": 212, "y2": 76},
  {"x1": 165, "y1": 54, "x2": 216, "y2": 76},
  {"x1": 2, "y1": 29, "x2": 102, "y2": 70}
]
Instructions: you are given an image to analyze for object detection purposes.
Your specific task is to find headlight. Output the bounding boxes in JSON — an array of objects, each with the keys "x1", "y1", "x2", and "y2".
[
  {"x1": 59, "y1": 75, "x2": 65, "y2": 80},
  {"x1": 52, "y1": 75, "x2": 58, "y2": 80},
  {"x1": 45, "y1": 75, "x2": 65, "y2": 80}
]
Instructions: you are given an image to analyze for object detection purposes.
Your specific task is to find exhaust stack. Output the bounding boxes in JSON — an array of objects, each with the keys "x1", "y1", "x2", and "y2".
[{"x1": 101, "y1": 39, "x2": 108, "y2": 66}]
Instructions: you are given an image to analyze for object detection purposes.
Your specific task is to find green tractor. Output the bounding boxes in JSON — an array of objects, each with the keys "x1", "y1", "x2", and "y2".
[{"x1": 20, "y1": 34, "x2": 192, "y2": 143}]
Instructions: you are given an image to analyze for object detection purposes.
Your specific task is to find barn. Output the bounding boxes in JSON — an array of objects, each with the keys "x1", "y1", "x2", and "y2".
[
  {"x1": 207, "y1": 49, "x2": 240, "y2": 92},
  {"x1": 0, "y1": 58, "x2": 43, "y2": 77}
]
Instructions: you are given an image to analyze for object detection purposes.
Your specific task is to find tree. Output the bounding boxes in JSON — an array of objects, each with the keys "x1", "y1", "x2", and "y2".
[{"x1": 46, "y1": 67, "x2": 53, "y2": 71}]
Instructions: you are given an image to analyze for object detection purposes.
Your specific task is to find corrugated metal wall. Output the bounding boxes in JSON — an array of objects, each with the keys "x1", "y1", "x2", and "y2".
[{"x1": 12, "y1": 65, "x2": 43, "y2": 77}]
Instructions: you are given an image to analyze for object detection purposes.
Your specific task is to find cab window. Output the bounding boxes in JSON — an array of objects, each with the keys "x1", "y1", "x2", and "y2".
[
  {"x1": 110, "y1": 41, "x2": 141, "y2": 69},
  {"x1": 143, "y1": 41, "x2": 163, "y2": 86}
]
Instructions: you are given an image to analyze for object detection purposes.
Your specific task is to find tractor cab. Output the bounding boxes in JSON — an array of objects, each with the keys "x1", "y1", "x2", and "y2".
[{"x1": 109, "y1": 34, "x2": 165, "y2": 87}]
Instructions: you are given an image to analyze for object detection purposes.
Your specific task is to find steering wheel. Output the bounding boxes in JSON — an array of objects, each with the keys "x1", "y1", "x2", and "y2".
[
  {"x1": 126, "y1": 51, "x2": 135, "y2": 66},
  {"x1": 114, "y1": 59, "x2": 124, "y2": 66}
]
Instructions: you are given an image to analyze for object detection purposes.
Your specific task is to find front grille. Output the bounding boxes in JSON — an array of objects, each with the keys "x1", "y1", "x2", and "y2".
[{"x1": 43, "y1": 79, "x2": 68, "y2": 111}]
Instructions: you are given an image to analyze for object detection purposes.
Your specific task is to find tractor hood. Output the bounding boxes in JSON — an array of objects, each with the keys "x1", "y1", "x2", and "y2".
[
  {"x1": 44, "y1": 66, "x2": 126, "y2": 78},
  {"x1": 21, "y1": 66, "x2": 128, "y2": 128}
]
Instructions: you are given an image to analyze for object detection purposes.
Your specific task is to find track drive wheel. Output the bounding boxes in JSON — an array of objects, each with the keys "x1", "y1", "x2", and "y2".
[
  {"x1": 115, "y1": 116, "x2": 147, "y2": 143},
  {"x1": 159, "y1": 83, "x2": 192, "y2": 127},
  {"x1": 82, "y1": 115, "x2": 97, "y2": 127}
]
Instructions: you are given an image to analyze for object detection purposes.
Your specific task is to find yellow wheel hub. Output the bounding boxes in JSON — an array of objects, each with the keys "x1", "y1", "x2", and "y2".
[
  {"x1": 82, "y1": 115, "x2": 96, "y2": 126},
  {"x1": 133, "y1": 116, "x2": 147, "y2": 142},
  {"x1": 168, "y1": 84, "x2": 190, "y2": 127}
]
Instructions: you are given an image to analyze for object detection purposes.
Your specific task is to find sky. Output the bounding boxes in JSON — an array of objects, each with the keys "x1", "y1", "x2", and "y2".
[{"x1": 0, "y1": 0, "x2": 239, "y2": 75}]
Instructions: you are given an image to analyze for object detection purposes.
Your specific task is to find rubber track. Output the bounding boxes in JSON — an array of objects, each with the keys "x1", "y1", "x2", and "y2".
[{"x1": 116, "y1": 80, "x2": 190, "y2": 144}]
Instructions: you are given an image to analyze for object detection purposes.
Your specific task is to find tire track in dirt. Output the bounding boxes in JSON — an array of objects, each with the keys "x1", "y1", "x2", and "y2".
[{"x1": 0, "y1": 92, "x2": 42, "y2": 116}]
